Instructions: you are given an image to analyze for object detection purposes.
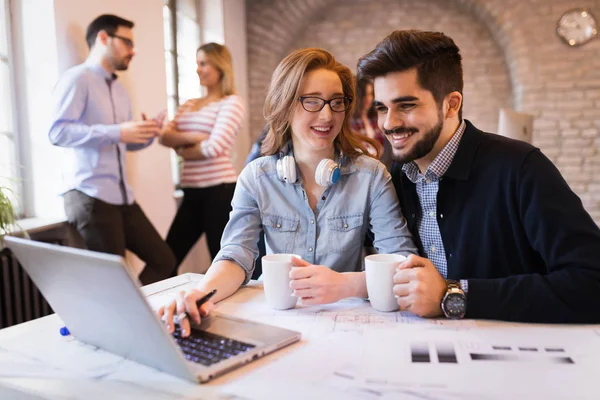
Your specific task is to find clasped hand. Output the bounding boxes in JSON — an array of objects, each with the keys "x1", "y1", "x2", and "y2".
[
  {"x1": 392, "y1": 254, "x2": 447, "y2": 317},
  {"x1": 289, "y1": 257, "x2": 349, "y2": 305},
  {"x1": 120, "y1": 111, "x2": 167, "y2": 144}
]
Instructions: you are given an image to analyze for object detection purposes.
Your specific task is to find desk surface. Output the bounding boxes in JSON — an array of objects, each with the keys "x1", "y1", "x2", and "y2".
[{"x1": 0, "y1": 273, "x2": 598, "y2": 400}]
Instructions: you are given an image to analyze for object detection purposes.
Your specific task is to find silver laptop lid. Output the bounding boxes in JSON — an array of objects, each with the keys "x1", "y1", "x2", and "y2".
[{"x1": 4, "y1": 236, "x2": 196, "y2": 382}]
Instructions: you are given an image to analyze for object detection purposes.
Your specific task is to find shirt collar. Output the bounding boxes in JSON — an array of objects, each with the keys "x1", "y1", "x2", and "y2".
[
  {"x1": 402, "y1": 120, "x2": 466, "y2": 183},
  {"x1": 85, "y1": 60, "x2": 118, "y2": 81}
]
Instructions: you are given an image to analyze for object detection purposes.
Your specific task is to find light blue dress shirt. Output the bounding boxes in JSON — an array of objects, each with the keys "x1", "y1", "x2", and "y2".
[
  {"x1": 213, "y1": 152, "x2": 418, "y2": 284},
  {"x1": 48, "y1": 61, "x2": 154, "y2": 205}
]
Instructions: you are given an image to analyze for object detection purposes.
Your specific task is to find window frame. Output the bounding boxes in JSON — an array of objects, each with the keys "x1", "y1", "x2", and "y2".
[
  {"x1": 0, "y1": 0, "x2": 24, "y2": 217},
  {"x1": 163, "y1": 0, "x2": 201, "y2": 187}
]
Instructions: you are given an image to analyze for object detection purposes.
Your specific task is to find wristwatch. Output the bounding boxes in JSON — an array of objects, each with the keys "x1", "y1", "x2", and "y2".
[{"x1": 441, "y1": 280, "x2": 467, "y2": 319}]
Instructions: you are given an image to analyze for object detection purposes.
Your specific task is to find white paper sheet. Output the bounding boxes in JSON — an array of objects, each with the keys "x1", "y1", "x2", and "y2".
[
  {"x1": 221, "y1": 332, "x2": 495, "y2": 400},
  {"x1": 211, "y1": 284, "x2": 475, "y2": 341},
  {"x1": 221, "y1": 333, "x2": 369, "y2": 400},
  {"x1": 360, "y1": 325, "x2": 600, "y2": 399},
  {"x1": 222, "y1": 324, "x2": 600, "y2": 400}
]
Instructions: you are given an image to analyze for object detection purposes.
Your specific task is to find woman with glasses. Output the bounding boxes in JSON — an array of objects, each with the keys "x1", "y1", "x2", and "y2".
[
  {"x1": 158, "y1": 48, "x2": 417, "y2": 336},
  {"x1": 159, "y1": 43, "x2": 245, "y2": 276}
]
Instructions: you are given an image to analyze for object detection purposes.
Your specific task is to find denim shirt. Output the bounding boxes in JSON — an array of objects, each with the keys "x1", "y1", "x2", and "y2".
[{"x1": 213, "y1": 153, "x2": 418, "y2": 284}]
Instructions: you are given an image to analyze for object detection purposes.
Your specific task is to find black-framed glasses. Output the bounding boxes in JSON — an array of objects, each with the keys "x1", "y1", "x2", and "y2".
[
  {"x1": 298, "y1": 96, "x2": 352, "y2": 113},
  {"x1": 109, "y1": 34, "x2": 135, "y2": 49}
]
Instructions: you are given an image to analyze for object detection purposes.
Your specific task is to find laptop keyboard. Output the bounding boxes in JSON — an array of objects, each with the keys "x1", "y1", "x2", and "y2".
[{"x1": 172, "y1": 325, "x2": 256, "y2": 366}]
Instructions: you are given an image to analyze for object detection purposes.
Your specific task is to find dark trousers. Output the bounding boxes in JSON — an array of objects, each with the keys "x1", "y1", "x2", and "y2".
[
  {"x1": 64, "y1": 190, "x2": 176, "y2": 285},
  {"x1": 166, "y1": 183, "x2": 236, "y2": 275}
]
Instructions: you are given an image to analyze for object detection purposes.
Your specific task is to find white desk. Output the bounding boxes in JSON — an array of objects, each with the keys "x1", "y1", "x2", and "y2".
[{"x1": 0, "y1": 273, "x2": 598, "y2": 400}]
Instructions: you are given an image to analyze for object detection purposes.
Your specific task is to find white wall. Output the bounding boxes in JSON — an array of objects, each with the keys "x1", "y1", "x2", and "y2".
[
  {"x1": 13, "y1": 0, "x2": 177, "y2": 273},
  {"x1": 222, "y1": 0, "x2": 250, "y2": 173}
]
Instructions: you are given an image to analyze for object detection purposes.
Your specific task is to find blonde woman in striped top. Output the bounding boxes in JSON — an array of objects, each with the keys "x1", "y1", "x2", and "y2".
[{"x1": 160, "y1": 43, "x2": 245, "y2": 274}]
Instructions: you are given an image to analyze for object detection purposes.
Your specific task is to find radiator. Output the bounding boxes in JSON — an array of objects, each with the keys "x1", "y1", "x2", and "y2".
[{"x1": 0, "y1": 247, "x2": 53, "y2": 329}]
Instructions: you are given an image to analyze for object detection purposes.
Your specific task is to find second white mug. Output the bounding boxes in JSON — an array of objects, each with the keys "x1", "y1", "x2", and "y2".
[{"x1": 365, "y1": 254, "x2": 406, "y2": 312}]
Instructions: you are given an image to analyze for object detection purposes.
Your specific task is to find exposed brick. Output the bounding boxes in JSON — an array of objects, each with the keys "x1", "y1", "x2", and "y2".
[
  {"x1": 582, "y1": 109, "x2": 600, "y2": 119},
  {"x1": 545, "y1": 81, "x2": 575, "y2": 90},
  {"x1": 561, "y1": 147, "x2": 594, "y2": 157},
  {"x1": 555, "y1": 100, "x2": 596, "y2": 111},
  {"x1": 574, "y1": 120, "x2": 593, "y2": 129},
  {"x1": 583, "y1": 129, "x2": 599, "y2": 138},
  {"x1": 563, "y1": 138, "x2": 592, "y2": 148},
  {"x1": 246, "y1": 0, "x2": 600, "y2": 224},
  {"x1": 588, "y1": 184, "x2": 600, "y2": 194},
  {"x1": 558, "y1": 155, "x2": 584, "y2": 165},
  {"x1": 560, "y1": 129, "x2": 580, "y2": 137},
  {"x1": 533, "y1": 119, "x2": 558, "y2": 129}
]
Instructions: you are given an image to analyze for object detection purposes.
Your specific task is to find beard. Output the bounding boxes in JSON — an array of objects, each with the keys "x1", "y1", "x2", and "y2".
[
  {"x1": 112, "y1": 55, "x2": 132, "y2": 71},
  {"x1": 388, "y1": 110, "x2": 444, "y2": 164},
  {"x1": 108, "y1": 49, "x2": 132, "y2": 71}
]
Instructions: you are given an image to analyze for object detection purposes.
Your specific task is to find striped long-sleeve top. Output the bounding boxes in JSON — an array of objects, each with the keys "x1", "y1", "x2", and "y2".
[{"x1": 173, "y1": 95, "x2": 245, "y2": 188}]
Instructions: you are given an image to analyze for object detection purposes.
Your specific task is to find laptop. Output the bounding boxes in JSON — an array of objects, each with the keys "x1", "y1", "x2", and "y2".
[
  {"x1": 4, "y1": 236, "x2": 301, "y2": 383},
  {"x1": 498, "y1": 108, "x2": 534, "y2": 144}
]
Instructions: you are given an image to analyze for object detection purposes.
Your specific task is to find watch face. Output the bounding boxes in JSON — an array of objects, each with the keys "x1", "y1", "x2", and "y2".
[
  {"x1": 444, "y1": 293, "x2": 466, "y2": 318},
  {"x1": 557, "y1": 8, "x2": 598, "y2": 46}
]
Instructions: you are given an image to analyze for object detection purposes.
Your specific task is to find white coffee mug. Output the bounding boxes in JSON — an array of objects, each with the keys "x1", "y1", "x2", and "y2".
[
  {"x1": 261, "y1": 254, "x2": 300, "y2": 310},
  {"x1": 365, "y1": 254, "x2": 406, "y2": 312}
]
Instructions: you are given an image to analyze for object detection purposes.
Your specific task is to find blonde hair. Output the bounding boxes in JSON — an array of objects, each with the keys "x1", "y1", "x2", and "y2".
[
  {"x1": 197, "y1": 42, "x2": 236, "y2": 96},
  {"x1": 261, "y1": 48, "x2": 380, "y2": 158}
]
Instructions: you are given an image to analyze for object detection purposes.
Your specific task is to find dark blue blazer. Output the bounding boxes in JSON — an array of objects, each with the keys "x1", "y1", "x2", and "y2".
[{"x1": 391, "y1": 120, "x2": 600, "y2": 323}]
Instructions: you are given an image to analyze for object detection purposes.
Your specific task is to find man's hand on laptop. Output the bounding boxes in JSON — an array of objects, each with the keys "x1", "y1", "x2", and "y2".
[{"x1": 157, "y1": 289, "x2": 214, "y2": 338}]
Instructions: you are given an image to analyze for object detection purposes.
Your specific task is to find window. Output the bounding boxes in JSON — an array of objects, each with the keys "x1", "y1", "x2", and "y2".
[
  {"x1": 163, "y1": 0, "x2": 201, "y2": 185},
  {"x1": 163, "y1": 0, "x2": 200, "y2": 113},
  {"x1": 0, "y1": 0, "x2": 20, "y2": 215}
]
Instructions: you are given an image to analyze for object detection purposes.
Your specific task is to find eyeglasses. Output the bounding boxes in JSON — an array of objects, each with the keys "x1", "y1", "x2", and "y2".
[
  {"x1": 298, "y1": 96, "x2": 352, "y2": 113},
  {"x1": 109, "y1": 34, "x2": 135, "y2": 49}
]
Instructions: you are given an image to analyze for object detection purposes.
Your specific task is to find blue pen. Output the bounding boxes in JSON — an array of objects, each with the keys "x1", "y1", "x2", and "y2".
[{"x1": 59, "y1": 326, "x2": 70, "y2": 336}]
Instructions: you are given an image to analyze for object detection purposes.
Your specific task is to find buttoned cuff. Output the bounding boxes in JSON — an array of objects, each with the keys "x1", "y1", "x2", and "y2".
[
  {"x1": 460, "y1": 279, "x2": 469, "y2": 294},
  {"x1": 106, "y1": 124, "x2": 122, "y2": 144}
]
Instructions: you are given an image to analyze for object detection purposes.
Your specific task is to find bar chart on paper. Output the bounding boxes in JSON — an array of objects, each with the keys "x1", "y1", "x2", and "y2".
[
  {"x1": 361, "y1": 326, "x2": 599, "y2": 398},
  {"x1": 407, "y1": 339, "x2": 574, "y2": 365}
]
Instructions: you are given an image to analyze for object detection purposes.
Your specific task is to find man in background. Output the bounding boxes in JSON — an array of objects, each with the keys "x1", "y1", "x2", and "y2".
[{"x1": 49, "y1": 14, "x2": 175, "y2": 284}]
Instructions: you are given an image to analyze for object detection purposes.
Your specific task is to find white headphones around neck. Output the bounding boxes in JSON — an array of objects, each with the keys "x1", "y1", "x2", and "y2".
[{"x1": 276, "y1": 147, "x2": 342, "y2": 187}]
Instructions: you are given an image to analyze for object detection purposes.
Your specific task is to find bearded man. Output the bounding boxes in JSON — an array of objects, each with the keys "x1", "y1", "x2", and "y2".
[{"x1": 357, "y1": 30, "x2": 600, "y2": 323}]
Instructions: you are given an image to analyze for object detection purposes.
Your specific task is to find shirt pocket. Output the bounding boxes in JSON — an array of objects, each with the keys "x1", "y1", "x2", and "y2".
[
  {"x1": 327, "y1": 213, "x2": 364, "y2": 254},
  {"x1": 262, "y1": 214, "x2": 299, "y2": 254}
]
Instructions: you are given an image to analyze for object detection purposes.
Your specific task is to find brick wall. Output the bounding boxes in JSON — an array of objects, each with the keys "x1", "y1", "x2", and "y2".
[{"x1": 247, "y1": 0, "x2": 600, "y2": 223}]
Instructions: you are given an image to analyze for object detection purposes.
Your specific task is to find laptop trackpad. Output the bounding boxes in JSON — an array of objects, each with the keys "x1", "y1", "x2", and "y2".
[{"x1": 196, "y1": 315, "x2": 288, "y2": 346}]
